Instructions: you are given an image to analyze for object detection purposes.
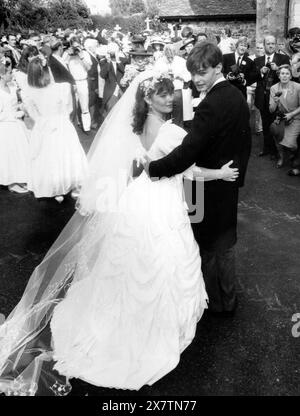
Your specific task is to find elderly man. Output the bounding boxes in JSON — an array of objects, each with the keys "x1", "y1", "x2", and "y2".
[{"x1": 254, "y1": 35, "x2": 290, "y2": 157}]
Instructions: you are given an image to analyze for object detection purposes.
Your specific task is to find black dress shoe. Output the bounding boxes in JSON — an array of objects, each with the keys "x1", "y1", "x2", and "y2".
[
  {"x1": 258, "y1": 151, "x2": 269, "y2": 157},
  {"x1": 207, "y1": 298, "x2": 238, "y2": 318}
]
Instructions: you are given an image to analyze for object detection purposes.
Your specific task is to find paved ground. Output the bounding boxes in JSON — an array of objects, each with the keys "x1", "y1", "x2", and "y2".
[{"x1": 0, "y1": 126, "x2": 299, "y2": 396}]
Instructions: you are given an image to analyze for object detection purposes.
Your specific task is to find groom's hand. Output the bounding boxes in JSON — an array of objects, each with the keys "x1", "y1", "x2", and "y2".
[{"x1": 132, "y1": 159, "x2": 144, "y2": 178}]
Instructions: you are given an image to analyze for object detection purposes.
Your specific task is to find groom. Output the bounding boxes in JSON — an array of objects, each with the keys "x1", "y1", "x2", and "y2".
[{"x1": 145, "y1": 42, "x2": 252, "y2": 316}]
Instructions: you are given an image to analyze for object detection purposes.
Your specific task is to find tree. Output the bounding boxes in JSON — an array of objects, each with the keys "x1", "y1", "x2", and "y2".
[
  {"x1": 0, "y1": 0, "x2": 92, "y2": 32},
  {"x1": 109, "y1": 0, "x2": 145, "y2": 16}
]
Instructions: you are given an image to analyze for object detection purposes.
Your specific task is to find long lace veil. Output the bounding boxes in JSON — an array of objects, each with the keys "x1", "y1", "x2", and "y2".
[{"x1": 0, "y1": 70, "x2": 154, "y2": 396}]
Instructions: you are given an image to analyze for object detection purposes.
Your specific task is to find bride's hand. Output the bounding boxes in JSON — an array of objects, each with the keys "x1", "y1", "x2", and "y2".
[{"x1": 220, "y1": 161, "x2": 239, "y2": 181}]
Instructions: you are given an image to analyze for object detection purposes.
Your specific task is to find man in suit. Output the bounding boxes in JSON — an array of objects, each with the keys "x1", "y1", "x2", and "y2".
[
  {"x1": 254, "y1": 35, "x2": 290, "y2": 157},
  {"x1": 6, "y1": 34, "x2": 21, "y2": 67},
  {"x1": 100, "y1": 42, "x2": 126, "y2": 117},
  {"x1": 48, "y1": 38, "x2": 76, "y2": 121},
  {"x1": 48, "y1": 38, "x2": 75, "y2": 85},
  {"x1": 145, "y1": 42, "x2": 252, "y2": 316},
  {"x1": 84, "y1": 37, "x2": 102, "y2": 129},
  {"x1": 222, "y1": 36, "x2": 256, "y2": 98}
]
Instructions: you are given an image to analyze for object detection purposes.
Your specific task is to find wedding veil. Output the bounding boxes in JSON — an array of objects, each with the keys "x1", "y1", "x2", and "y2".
[{"x1": 0, "y1": 70, "x2": 155, "y2": 396}]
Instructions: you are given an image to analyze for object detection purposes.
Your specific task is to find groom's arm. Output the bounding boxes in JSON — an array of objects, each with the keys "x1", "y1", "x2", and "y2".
[{"x1": 148, "y1": 101, "x2": 216, "y2": 179}]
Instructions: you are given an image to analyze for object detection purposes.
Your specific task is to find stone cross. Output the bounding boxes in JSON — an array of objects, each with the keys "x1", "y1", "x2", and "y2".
[
  {"x1": 114, "y1": 24, "x2": 122, "y2": 32},
  {"x1": 145, "y1": 17, "x2": 151, "y2": 31}
]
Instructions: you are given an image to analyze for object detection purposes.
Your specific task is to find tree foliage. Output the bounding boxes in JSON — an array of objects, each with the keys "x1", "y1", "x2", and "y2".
[
  {"x1": 100, "y1": 0, "x2": 166, "y2": 34},
  {"x1": 0, "y1": 0, "x2": 92, "y2": 32},
  {"x1": 109, "y1": 0, "x2": 145, "y2": 16}
]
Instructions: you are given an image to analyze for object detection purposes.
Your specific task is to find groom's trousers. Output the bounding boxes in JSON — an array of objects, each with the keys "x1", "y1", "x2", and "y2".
[
  {"x1": 189, "y1": 181, "x2": 239, "y2": 312},
  {"x1": 200, "y1": 247, "x2": 236, "y2": 312}
]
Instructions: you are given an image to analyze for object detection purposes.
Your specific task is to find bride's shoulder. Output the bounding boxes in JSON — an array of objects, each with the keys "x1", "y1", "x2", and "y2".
[{"x1": 159, "y1": 120, "x2": 187, "y2": 139}]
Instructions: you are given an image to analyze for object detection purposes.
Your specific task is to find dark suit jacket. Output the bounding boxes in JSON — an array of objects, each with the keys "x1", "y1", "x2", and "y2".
[
  {"x1": 48, "y1": 54, "x2": 75, "y2": 85},
  {"x1": 100, "y1": 59, "x2": 126, "y2": 106},
  {"x1": 149, "y1": 80, "x2": 252, "y2": 250},
  {"x1": 222, "y1": 53, "x2": 256, "y2": 97},
  {"x1": 254, "y1": 53, "x2": 290, "y2": 111}
]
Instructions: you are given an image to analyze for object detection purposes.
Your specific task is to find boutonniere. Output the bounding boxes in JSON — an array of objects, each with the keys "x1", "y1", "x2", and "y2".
[{"x1": 241, "y1": 61, "x2": 246, "y2": 66}]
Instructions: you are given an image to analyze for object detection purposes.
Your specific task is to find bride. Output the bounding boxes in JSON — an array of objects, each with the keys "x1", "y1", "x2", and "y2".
[{"x1": 0, "y1": 70, "x2": 238, "y2": 395}]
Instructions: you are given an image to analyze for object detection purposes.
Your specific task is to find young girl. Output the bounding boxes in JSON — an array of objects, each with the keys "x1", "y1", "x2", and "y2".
[
  {"x1": 0, "y1": 64, "x2": 29, "y2": 193},
  {"x1": 25, "y1": 56, "x2": 88, "y2": 202}
]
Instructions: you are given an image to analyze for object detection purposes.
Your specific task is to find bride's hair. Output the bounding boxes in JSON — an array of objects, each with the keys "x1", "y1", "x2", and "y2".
[{"x1": 132, "y1": 76, "x2": 174, "y2": 135}]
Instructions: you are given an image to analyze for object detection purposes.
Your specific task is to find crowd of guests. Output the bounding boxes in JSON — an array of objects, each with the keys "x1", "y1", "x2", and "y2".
[{"x1": 0, "y1": 23, "x2": 300, "y2": 203}]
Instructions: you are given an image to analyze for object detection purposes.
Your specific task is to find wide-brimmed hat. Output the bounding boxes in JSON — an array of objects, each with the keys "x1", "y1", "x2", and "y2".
[
  {"x1": 130, "y1": 35, "x2": 146, "y2": 45},
  {"x1": 49, "y1": 36, "x2": 62, "y2": 50},
  {"x1": 180, "y1": 37, "x2": 195, "y2": 50},
  {"x1": 129, "y1": 47, "x2": 153, "y2": 57},
  {"x1": 150, "y1": 36, "x2": 165, "y2": 46}
]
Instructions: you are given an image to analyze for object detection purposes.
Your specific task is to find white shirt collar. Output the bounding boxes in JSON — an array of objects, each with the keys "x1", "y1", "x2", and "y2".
[
  {"x1": 207, "y1": 75, "x2": 226, "y2": 93},
  {"x1": 235, "y1": 52, "x2": 243, "y2": 63},
  {"x1": 265, "y1": 53, "x2": 275, "y2": 64}
]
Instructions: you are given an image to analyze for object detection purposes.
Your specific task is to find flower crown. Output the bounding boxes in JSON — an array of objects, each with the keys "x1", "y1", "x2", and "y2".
[{"x1": 140, "y1": 71, "x2": 174, "y2": 97}]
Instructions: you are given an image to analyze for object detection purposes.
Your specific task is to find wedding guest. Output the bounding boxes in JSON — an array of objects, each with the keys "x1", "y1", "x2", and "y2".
[
  {"x1": 248, "y1": 42, "x2": 264, "y2": 134},
  {"x1": 254, "y1": 35, "x2": 290, "y2": 157},
  {"x1": 48, "y1": 38, "x2": 75, "y2": 85},
  {"x1": 269, "y1": 64, "x2": 300, "y2": 168},
  {"x1": 196, "y1": 33, "x2": 208, "y2": 44},
  {"x1": 84, "y1": 37, "x2": 102, "y2": 129},
  {"x1": 120, "y1": 44, "x2": 153, "y2": 90},
  {"x1": 25, "y1": 57, "x2": 87, "y2": 202},
  {"x1": 277, "y1": 37, "x2": 290, "y2": 56},
  {"x1": 218, "y1": 27, "x2": 236, "y2": 55},
  {"x1": 154, "y1": 44, "x2": 192, "y2": 127},
  {"x1": 65, "y1": 36, "x2": 92, "y2": 133},
  {"x1": 100, "y1": 41, "x2": 126, "y2": 116},
  {"x1": 0, "y1": 64, "x2": 29, "y2": 193},
  {"x1": 6, "y1": 34, "x2": 21, "y2": 67},
  {"x1": 180, "y1": 38, "x2": 195, "y2": 59},
  {"x1": 222, "y1": 36, "x2": 256, "y2": 98},
  {"x1": 14, "y1": 45, "x2": 39, "y2": 93},
  {"x1": 149, "y1": 36, "x2": 165, "y2": 62}
]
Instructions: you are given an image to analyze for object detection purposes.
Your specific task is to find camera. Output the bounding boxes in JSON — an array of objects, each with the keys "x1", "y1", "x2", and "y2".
[
  {"x1": 73, "y1": 46, "x2": 81, "y2": 54},
  {"x1": 275, "y1": 110, "x2": 285, "y2": 121},
  {"x1": 265, "y1": 61, "x2": 272, "y2": 70},
  {"x1": 62, "y1": 40, "x2": 71, "y2": 50},
  {"x1": 289, "y1": 36, "x2": 300, "y2": 53},
  {"x1": 228, "y1": 64, "x2": 244, "y2": 84}
]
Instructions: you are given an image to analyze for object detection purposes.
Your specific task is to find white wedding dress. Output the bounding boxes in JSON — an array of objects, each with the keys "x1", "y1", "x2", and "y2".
[
  {"x1": 50, "y1": 120, "x2": 208, "y2": 390},
  {"x1": 0, "y1": 71, "x2": 207, "y2": 395}
]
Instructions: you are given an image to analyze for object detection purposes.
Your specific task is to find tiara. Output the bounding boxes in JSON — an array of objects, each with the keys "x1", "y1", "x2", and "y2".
[{"x1": 140, "y1": 71, "x2": 174, "y2": 96}]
